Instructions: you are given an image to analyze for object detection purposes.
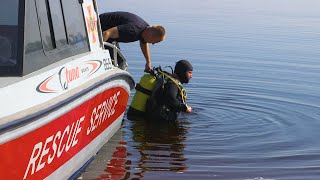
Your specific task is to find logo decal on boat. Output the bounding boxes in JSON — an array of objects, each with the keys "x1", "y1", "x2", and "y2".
[
  {"x1": 36, "y1": 60, "x2": 102, "y2": 93},
  {"x1": 36, "y1": 75, "x2": 59, "y2": 93},
  {"x1": 86, "y1": 5, "x2": 97, "y2": 44},
  {"x1": 86, "y1": 60, "x2": 102, "y2": 76}
]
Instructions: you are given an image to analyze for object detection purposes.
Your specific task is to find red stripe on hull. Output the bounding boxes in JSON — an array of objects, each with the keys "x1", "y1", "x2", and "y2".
[{"x1": 0, "y1": 87, "x2": 129, "y2": 180}]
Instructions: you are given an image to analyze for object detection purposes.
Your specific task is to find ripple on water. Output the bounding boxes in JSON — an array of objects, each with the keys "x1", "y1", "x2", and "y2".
[
  {"x1": 182, "y1": 75, "x2": 320, "y2": 178},
  {"x1": 77, "y1": 0, "x2": 320, "y2": 178}
]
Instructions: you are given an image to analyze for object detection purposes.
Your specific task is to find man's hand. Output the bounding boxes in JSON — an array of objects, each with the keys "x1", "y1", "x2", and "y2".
[{"x1": 145, "y1": 62, "x2": 152, "y2": 72}]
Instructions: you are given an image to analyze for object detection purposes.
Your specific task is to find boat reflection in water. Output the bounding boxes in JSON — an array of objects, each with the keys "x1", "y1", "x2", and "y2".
[
  {"x1": 78, "y1": 129, "x2": 129, "y2": 179},
  {"x1": 79, "y1": 116, "x2": 189, "y2": 179}
]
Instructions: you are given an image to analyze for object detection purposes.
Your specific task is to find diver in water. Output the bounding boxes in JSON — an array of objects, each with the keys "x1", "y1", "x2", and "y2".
[{"x1": 145, "y1": 60, "x2": 193, "y2": 121}]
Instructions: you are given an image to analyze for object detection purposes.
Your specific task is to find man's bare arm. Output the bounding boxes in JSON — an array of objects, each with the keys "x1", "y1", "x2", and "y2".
[
  {"x1": 140, "y1": 41, "x2": 152, "y2": 72},
  {"x1": 102, "y1": 27, "x2": 119, "y2": 42}
]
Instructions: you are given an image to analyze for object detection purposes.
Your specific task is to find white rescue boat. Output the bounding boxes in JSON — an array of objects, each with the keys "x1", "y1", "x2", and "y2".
[{"x1": 0, "y1": 0, "x2": 134, "y2": 179}]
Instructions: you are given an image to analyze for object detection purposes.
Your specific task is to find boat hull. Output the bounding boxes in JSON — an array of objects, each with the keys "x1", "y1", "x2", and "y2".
[
  {"x1": 0, "y1": 77, "x2": 132, "y2": 180},
  {"x1": 0, "y1": 0, "x2": 134, "y2": 178}
]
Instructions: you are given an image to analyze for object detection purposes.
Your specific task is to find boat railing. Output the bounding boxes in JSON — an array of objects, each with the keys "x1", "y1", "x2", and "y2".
[{"x1": 103, "y1": 42, "x2": 127, "y2": 69}]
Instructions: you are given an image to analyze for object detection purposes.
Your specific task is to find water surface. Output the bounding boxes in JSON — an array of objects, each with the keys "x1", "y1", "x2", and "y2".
[{"x1": 79, "y1": 0, "x2": 320, "y2": 179}]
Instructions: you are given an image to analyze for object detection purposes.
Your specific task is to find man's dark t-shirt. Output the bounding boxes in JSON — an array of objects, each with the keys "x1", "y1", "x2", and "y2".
[{"x1": 99, "y1": 11, "x2": 149, "y2": 43}]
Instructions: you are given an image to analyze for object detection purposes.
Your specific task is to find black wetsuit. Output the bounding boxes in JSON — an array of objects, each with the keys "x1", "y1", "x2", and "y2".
[
  {"x1": 161, "y1": 81, "x2": 187, "y2": 112},
  {"x1": 146, "y1": 79, "x2": 187, "y2": 121},
  {"x1": 99, "y1": 11, "x2": 149, "y2": 43}
]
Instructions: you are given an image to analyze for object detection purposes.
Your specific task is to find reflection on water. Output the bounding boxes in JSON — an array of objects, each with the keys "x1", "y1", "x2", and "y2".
[
  {"x1": 128, "y1": 117, "x2": 188, "y2": 176},
  {"x1": 78, "y1": 128, "x2": 128, "y2": 180},
  {"x1": 101, "y1": 141, "x2": 128, "y2": 179},
  {"x1": 79, "y1": 117, "x2": 189, "y2": 179}
]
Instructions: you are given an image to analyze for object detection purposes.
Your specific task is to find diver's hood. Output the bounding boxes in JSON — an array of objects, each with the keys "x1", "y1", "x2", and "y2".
[{"x1": 174, "y1": 60, "x2": 193, "y2": 84}]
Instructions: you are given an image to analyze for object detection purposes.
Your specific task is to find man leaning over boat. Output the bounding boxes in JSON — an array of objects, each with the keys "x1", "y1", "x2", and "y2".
[{"x1": 99, "y1": 11, "x2": 165, "y2": 72}]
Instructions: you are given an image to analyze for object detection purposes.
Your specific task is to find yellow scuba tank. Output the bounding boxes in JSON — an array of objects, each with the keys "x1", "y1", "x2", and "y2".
[{"x1": 128, "y1": 73, "x2": 157, "y2": 116}]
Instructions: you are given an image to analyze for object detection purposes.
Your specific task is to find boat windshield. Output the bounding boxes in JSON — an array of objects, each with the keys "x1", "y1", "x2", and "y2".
[{"x1": 0, "y1": 0, "x2": 19, "y2": 66}]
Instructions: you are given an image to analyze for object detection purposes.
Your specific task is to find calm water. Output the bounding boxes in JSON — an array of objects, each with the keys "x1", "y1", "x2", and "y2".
[{"x1": 79, "y1": 0, "x2": 320, "y2": 179}]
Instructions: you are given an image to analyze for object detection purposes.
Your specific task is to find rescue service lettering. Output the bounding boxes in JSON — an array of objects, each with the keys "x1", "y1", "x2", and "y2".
[
  {"x1": 23, "y1": 116, "x2": 85, "y2": 180},
  {"x1": 22, "y1": 91, "x2": 121, "y2": 179},
  {"x1": 87, "y1": 91, "x2": 120, "y2": 135}
]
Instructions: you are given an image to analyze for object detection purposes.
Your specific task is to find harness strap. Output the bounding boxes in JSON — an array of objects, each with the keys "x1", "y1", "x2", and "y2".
[
  {"x1": 135, "y1": 84, "x2": 153, "y2": 96},
  {"x1": 157, "y1": 70, "x2": 187, "y2": 102}
]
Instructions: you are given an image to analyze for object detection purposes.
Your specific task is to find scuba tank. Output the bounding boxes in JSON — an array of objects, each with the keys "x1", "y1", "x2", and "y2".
[{"x1": 127, "y1": 72, "x2": 157, "y2": 117}]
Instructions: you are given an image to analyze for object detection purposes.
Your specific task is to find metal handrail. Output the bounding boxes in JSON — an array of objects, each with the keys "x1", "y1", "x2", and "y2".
[{"x1": 103, "y1": 42, "x2": 127, "y2": 68}]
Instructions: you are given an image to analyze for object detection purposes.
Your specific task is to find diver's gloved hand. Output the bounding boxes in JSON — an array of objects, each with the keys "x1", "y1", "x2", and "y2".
[
  {"x1": 185, "y1": 104, "x2": 192, "y2": 113},
  {"x1": 180, "y1": 103, "x2": 192, "y2": 113}
]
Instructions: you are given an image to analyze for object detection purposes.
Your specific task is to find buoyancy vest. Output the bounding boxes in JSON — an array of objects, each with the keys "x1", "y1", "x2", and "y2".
[{"x1": 145, "y1": 68, "x2": 187, "y2": 121}]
